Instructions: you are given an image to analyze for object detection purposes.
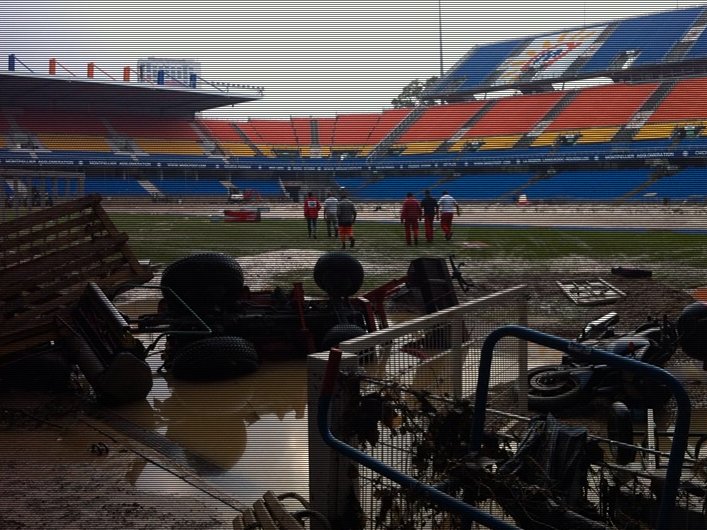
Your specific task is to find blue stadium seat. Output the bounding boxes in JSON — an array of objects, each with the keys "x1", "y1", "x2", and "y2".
[
  {"x1": 524, "y1": 169, "x2": 652, "y2": 201},
  {"x1": 151, "y1": 179, "x2": 228, "y2": 196},
  {"x1": 438, "y1": 172, "x2": 534, "y2": 201},
  {"x1": 580, "y1": 7, "x2": 703, "y2": 74},
  {"x1": 641, "y1": 167, "x2": 707, "y2": 201},
  {"x1": 231, "y1": 178, "x2": 284, "y2": 197},
  {"x1": 83, "y1": 178, "x2": 150, "y2": 197},
  {"x1": 343, "y1": 176, "x2": 443, "y2": 201},
  {"x1": 433, "y1": 38, "x2": 527, "y2": 95}
]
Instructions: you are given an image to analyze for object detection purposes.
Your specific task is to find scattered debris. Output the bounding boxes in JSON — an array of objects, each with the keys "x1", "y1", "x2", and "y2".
[
  {"x1": 611, "y1": 266, "x2": 653, "y2": 279},
  {"x1": 556, "y1": 278, "x2": 627, "y2": 306}
]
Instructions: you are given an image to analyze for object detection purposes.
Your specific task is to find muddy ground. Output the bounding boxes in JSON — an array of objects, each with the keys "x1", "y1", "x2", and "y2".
[{"x1": 1, "y1": 205, "x2": 706, "y2": 528}]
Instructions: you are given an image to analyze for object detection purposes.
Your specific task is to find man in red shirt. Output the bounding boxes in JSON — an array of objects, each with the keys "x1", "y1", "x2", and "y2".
[
  {"x1": 400, "y1": 192, "x2": 422, "y2": 246},
  {"x1": 303, "y1": 191, "x2": 321, "y2": 239}
]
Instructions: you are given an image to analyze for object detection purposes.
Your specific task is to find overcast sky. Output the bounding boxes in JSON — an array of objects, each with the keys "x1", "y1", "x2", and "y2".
[{"x1": 2, "y1": 1, "x2": 705, "y2": 118}]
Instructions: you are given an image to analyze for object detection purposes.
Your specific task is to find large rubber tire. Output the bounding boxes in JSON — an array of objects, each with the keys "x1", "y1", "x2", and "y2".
[
  {"x1": 607, "y1": 401, "x2": 636, "y2": 465},
  {"x1": 527, "y1": 365, "x2": 584, "y2": 412},
  {"x1": 321, "y1": 324, "x2": 367, "y2": 351},
  {"x1": 161, "y1": 253, "x2": 244, "y2": 312},
  {"x1": 313, "y1": 252, "x2": 364, "y2": 298},
  {"x1": 168, "y1": 336, "x2": 258, "y2": 381}
]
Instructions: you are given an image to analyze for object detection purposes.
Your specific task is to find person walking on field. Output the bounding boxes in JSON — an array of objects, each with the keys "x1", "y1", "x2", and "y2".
[
  {"x1": 438, "y1": 190, "x2": 461, "y2": 241},
  {"x1": 337, "y1": 193, "x2": 357, "y2": 249},
  {"x1": 303, "y1": 191, "x2": 321, "y2": 239},
  {"x1": 420, "y1": 189, "x2": 438, "y2": 243},
  {"x1": 323, "y1": 192, "x2": 339, "y2": 238},
  {"x1": 400, "y1": 192, "x2": 422, "y2": 246}
]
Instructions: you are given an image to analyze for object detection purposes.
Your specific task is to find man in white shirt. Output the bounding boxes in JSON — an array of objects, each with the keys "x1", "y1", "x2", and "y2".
[
  {"x1": 323, "y1": 192, "x2": 339, "y2": 238},
  {"x1": 437, "y1": 191, "x2": 461, "y2": 240}
]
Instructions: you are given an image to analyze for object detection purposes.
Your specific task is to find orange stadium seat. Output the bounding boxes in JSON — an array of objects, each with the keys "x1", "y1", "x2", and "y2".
[
  {"x1": 648, "y1": 77, "x2": 707, "y2": 123},
  {"x1": 108, "y1": 116, "x2": 200, "y2": 140},
  {"x1": 198, "y1": 119, "x2": 256, "y2": 157},
  {"x1": 397, "y1": 101, "x2": 485, "y2": 143},
  {"x1": 546, "y1": 82, "x2": 659, "y2": 131},
  {"x1": 37, "y1": 134, "x2": 111, "y2": 152}
]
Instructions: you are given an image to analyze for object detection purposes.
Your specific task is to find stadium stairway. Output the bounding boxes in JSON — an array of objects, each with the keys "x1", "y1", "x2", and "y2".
[
  {"x1": 366, "y1": 106, "x2": 425, "y2": 159},
  {"x1": 137, "y1": 179, "x2": 164, "y2": 199}
]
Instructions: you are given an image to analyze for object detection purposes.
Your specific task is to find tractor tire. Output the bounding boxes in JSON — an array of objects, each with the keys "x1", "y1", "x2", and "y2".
[
  {"x1": 168, "y1": 336, "x2": 258, "y2": 381},
  {"x1": 313, "y1": 252, "x2": 364, "y2": 298},
  {"x1": 607, "y1": 401, "x2": 636, "y2": 465},
  {"x1": 161, "y1": 253, "x2": 244, "y2": 312},
  {"x1": 321, "y1": 324, "x2": 367, "y2": 351}
]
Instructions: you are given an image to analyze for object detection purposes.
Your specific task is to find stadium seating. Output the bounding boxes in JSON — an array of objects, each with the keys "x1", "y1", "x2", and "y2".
[
  {"x1": 230, "y1": 178, "x2": 284, "y2": 198},
  {"x1": 435, "y1": 172, "x2": 534, "y2": 201},
  {"x1": 150, "y1": 178, "x2": 229, "y2": 196},
  {"x1": 83, "y1": 177, "x2": 150, "y2": 197},
  {"x1": 642, "y1": 167, "x2": 707, "y2": 201},
  {"x1": 451, "y1": 92, "x2": 565, "y2": 151},
  {"x1": 432, "y1": 38, "x2": 529, "y2": 96},
  {"x1": 531, "y1": 83, "x2": 658, "y2": 146},
  {"x1": 198, "y1": 119, "x2": 256, "y2": 157},
  {"x1": 108, "y1": 116, "x2": 206, "y2": 156},
  {"x1": 335, "y1": 175, "x2": 443, "y2": 201},
  {"x1": 644, "y1": 77, "x2": 707, "y2": 123},
  {"x1": 12, "y1": 111, "x2": 111, "y2": 153},
  {"x1": 524, "y1": 169, "x2": 652, "y2": 201},
  {"x1": 579, "y1": 7, "x2": 704, "y2": 73}
]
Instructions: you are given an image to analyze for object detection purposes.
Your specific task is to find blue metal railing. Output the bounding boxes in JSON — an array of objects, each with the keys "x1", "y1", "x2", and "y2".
[
  {"x1": 318, "y1": 348, "x2": 521, "y2": 530},
  {"x1": 319, "y1": 325, "x2": 692, "y2": 530},
  {"x1": 470, "y1": 326, "x2": 691, "y2": 530}
]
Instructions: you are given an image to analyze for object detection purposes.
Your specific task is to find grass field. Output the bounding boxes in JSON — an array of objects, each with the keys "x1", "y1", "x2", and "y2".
[{"x1": 112, "y1": 213, "x2": 707, "y2": 293}]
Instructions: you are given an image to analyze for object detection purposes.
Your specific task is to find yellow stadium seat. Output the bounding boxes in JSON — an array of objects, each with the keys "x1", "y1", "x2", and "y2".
[
  {"x1": 401, "y1": 141, "x2": 442, "y2": 155},
  {"x1": 220, "y1": 142, "x2": 256, "y2": 157},
  {"x1": 576, "y1": 127, "x2": 619, "y2": 144},
  {"x1": 531, "y1": 132, "x2": 560, "y2": 147},
  {"x1": 256, "y1": 145, "x2": 275, "y2": 157},
  {"x1": 37, "y1": 134, "x2": 111, "y2": 152},
  {"x1": 633, "y1": 123, "x2": 677, "y2": 140},
  {"x1": 134, "y1": 138, "x2": 205, "y2": 156},
  {"x1": 479, "y1": 135, "x2": 522, "y2": 150}
]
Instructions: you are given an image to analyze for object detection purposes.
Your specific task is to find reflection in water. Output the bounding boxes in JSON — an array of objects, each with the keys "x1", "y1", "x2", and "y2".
[{"x1": 117, "y1": 358, "x2": 309, "y2": 504}]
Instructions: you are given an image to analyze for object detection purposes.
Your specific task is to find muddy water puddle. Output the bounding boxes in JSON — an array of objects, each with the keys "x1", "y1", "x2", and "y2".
[{"x1": 110, "y1": 285, "x2": 707, "y2": 507}]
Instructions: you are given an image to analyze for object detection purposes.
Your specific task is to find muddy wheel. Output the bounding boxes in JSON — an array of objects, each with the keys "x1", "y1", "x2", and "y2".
[
  {"x1": 528, "y1": 365, "x2": 584, "y2": 412},
  {"x1": 161, "y1": 253, "x2": 244, "y2": 312},
  {"x1": 313, "y1": 252, "x2": 364, "y2": 298},
  {"x1": 607, "y1": 401, "x2": 636, "y2": 465},
  {"x1": 321, "y1": 324, "x2": 367, "y2": 351},
  {"x1": 168, "y1": 336, "x2": 258, "y2": 380}
]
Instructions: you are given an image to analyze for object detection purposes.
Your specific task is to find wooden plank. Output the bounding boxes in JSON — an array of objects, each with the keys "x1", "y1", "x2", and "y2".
[
  {"x1": 1, "y1": 262, "x2": 145, "y2": 321},
  {"x1": 2, "y1": 225, "x2": 115, "y2": 274},
  {"x1": 0, "y1": 194, "x2": 100, "y2": 238},
  {"x1": 1, "y1": 245, "x2": 129, "y2": 301},
  {"x1": 263, "y1": 491, "x2": 304, "y2": 530},
  {"x1": 0, "y1": 210, "x2": 101, "y2": 257},
  {"x1": 91, "y1": 201, "x2": 146, "y2": 277},
  {"x1": 0, "y1": 233, "x2": 129, "y2": 291},
  {"x1": 253, "y1": 499, "x2": 278, "y2": 530},
  {"x1": 242, "y1": 508, "x2": 257, "y2": 526}
]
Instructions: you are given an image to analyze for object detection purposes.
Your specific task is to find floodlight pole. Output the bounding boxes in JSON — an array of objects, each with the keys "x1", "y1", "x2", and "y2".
[{"x1": 438, "y1": 0, "x2": 444, "y2": 76}]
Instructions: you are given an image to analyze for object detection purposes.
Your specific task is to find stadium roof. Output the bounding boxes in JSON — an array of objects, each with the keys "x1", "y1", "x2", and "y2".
[{"x1": 0, "y1": 71, "x2": 264, "y2": 115}]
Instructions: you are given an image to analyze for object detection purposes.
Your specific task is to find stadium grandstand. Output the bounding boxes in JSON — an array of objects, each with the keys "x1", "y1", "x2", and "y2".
[{"x1": 2, "y1": 5, "x2": 707, "y2": 205}]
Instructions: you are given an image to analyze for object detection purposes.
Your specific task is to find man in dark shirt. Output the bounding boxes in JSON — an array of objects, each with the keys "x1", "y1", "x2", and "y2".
[{"x1": 420, "y1": 190, "x2": 439, "y2": 243}]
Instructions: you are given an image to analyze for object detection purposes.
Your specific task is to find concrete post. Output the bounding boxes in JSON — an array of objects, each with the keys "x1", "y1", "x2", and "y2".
[
  {"x1": 307, "y1": 351, "x2": 360, "y2": 530},
  {"x1": 451, "y1": 315, "x2": 464, "y2": 399}
]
